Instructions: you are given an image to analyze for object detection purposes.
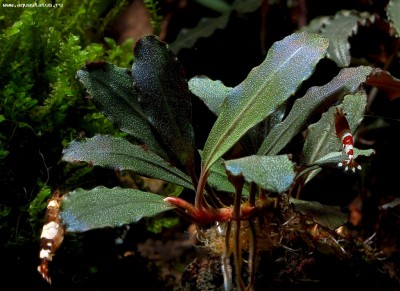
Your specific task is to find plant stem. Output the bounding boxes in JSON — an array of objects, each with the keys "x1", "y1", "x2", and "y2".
[
  {"x1": 222, "y1": 221, "x2": 232, "y2": 291},
  {"x1": 195, "y1": 169, "x2": 209, "y2": 209},
  {"x1": 249, "y1": 182, "x2": 256, "y2": 206},
  {"x1": 187, "y1": 164, "x2": 199, "y2": 191},
  {"x1": 205, "y1": 183, "x2": 226, "y2": 208},
  {"x1": 233, "y1": 179, "x2": 245, "y2": 290},
  {"x1": 233, "y1": 220, "x2": 245, "y2": 291},
  {"x1": 246, "y1": 220, "x2": 257, "y2": 291}
]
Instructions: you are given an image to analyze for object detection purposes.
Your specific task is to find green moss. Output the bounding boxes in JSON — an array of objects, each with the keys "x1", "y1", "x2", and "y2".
[
  {"x1": 0, "y1": 0, "x2": 133, "y2": 247},
  {"x1": 143, "y1": 0, "x2": 163, "y2": 35}
]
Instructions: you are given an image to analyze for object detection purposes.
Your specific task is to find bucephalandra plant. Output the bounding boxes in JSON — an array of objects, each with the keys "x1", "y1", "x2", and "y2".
[{"x1": 38, "y1": 31, "x2": 392, "y2": 289}]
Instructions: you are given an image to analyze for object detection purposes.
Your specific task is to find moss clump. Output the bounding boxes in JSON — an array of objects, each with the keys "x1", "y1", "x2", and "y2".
[{"x1": 0, "y1": 0, "x2": 133, "y2": 253}]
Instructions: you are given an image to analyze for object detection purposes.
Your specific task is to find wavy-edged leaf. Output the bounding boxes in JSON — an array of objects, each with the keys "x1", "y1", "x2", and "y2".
[
  {"x1": 231, "y1": 0, "x2": 263, "y2": 14},
  {"x1": 224, "y1": 155, "x2": 295, "y2": 193},
  {"x1": 132, "y1": 35, "x2": 196, "y2": 169},
  {"x1": 62, "y1": 135, "x2": 193, "y2": 190},
  {"x1": 197, "y1": 150, "x2": 248, "y2": 194},
  {"x1": 169, "y1": 16, "x2": 230, "y2": 54},
  {"x1": 290, "y1": 198, "x2": 347, "y2": 230},
  {"x1": 301, "y1": 93, "x2": 367, "y2": 182},
  {"x1": 320, "y1": 10, "x2": 375, "y2": 67},
  {"x1": 193, "y1": 0, "x2": 231, "y2": 13},
  {"x1": 303, "y1": 92, "x2": 367, "y2": 165},
  {"x1": 208, "y1": 158, "x2": 236, "y2": 193},
  {"x1": 387, "y1": 0, "x2": 400, "y2": 37},
  {"x1": 189, "y1": 76, "x2": 232, "y2": 115},
  {"x1": 299, "y1": 16, "x2": 331, "y2": 33},
  {"x1": 208, "y1": 157, "x2": 249, "y2": 195},
  {"x1": 312, "y1": 148, "x2": 375, "y2": 167},
  {"x1": 365, "y1": 68, "x2": 400, "y2": 100},
  {"x1": 188, "y1": 75, "x2": 284, "y2": 154},
  {"x1": 258, "y1": 66, "x2": 373, "y2": 155},
  {"x1": 202, "y1": 32, "x2": 329, "y2": 172},
  {"x1": 76, "y1": 62, "x2": 166, "y2": 158},
  {"x1": 245, "y1": 103, "x2": 288, "y2": 154},
  {"x1": 169, "y1": 0, "x2": 262, "y2": 54},
  {"x1": 60, "y1": 186, "x2": 175, "y2": 232}
]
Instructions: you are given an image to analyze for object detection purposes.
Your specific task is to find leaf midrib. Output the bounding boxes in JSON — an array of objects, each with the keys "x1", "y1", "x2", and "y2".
[
  {"x1": 204, "y1": 45, "x2": 304, "y2": 170},
  {"x1": 70, "y1": 149, "x2": 193, "y2": 188}
]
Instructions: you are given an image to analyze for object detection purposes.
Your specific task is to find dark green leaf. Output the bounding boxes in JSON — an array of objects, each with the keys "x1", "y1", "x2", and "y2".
[
  {"x1": 365, "y1": 68, "x2": 400, "y2": 100},
  {"x1": 320, "y1": 10, "x2": 375, "y2": 67},
  {"x1": 76, "y1": 62, "x2": 167, "y2": 158},
  {"x1": 313, "y1": 148, "x2": 375, "y2": 167},
  {"x1": 248, "y1": 104, "x2": 286, "y2": 154},
  {"x1": 169, "y1": 0, "x2": 262, "y2": 54},
  {"x1": 132, "y1": 35, "x2": 196, "y2": 168},
  {"x1": 258, "y1": 66, "x2": 373, "y2": 155},
  {"x1": 231, "y1": 0, "x2": 263, "y2": 14},
  {"x1": 169, "y1": 16, "x2": 230, "y2": 54},
  {"x1": 298, "y1": 16, "x2": 331, "y2": 33},
  {"x1": 208, "y1": 158, "x2": 236, "y2": 193},
  {"x1": 290, "y1": 198, "x2": 347, "y2": 230},
  {"x1": 60, "y1": 186, "x2": 175, "y2": 232},
  {"x1": 388, "y1": 0, "x2": 400, "y2": 37},
  {"x1": 188, "y1": 75, "x2": 283, "y2": 154},
  {"x1": 208, "y1": 157, "x2": 249, "y2": 195},
  {"x1": 301, "y1": 93, "x2": 367, "y2": 183},
  {"x1": 224, "y1": 155, "x2": 295, "y2": 193},
  {"x1": 193, "y1": 0, "x2": 231, "y2": 13},
  {"x1": 189, "y1": 76, "x2": 232, "y2": 115},
  {"x1": 62, "y1": 135, "x2": 194, "y2": 190},
  {"x1": 202, "y1": 32, "x2": 328, "y2": 172},
  {"x1": 197, "y1": 150, "x2": 249, "y2": 194}
]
